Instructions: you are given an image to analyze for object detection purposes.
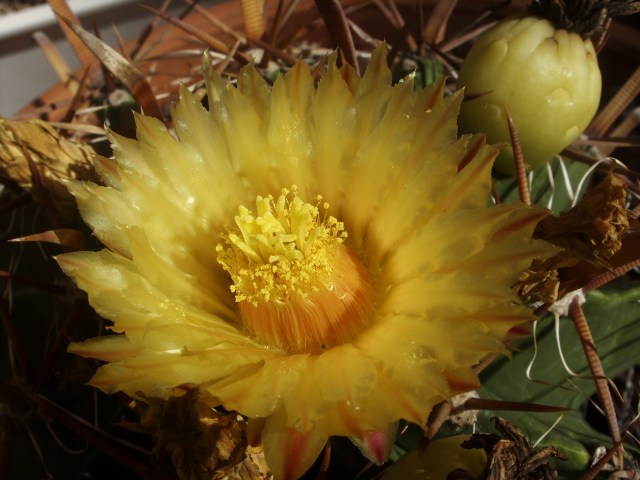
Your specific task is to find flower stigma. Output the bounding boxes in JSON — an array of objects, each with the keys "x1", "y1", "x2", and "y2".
[{"x1": 216, "y1": 187, "x2": 375, "y2": 353}]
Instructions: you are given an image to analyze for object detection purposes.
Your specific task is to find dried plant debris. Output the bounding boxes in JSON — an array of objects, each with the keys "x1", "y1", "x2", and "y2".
[
  {"x1": 458, "y1": 417, "x2": 566, "y2": 480},
  {"x1": 528, "y1": 0, "x2": 640, "y2": 38},
  {"x1": 514, "y1": 170, "x2": 637, "y2": 306},
  {"x1": 514, "y1": 260, "x2": 561, "y2": 308},
  {"x1": 535, "y1": 171, "x2": 633, "y2": 266},
  {"x1": 0, "y1": 118, "x2": 95, "y2": 219},
  {"x1": 140, "y1": 388, "x2": 270, "y2": 480}
]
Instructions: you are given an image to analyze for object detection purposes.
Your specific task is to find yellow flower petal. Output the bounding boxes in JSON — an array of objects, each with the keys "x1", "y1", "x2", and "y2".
[
  {"x1": 309, "y1": 58, "x2": 356, "y2": 204},
  {"x1": 261, "y1": 409, "x2": 328, "y2": 480},
  {"x1": 68, "y1": 335, "x2": 140, "y2": 362},
  {"x1": 67, "y1": 181, "x2": 133, "y2": 257}
]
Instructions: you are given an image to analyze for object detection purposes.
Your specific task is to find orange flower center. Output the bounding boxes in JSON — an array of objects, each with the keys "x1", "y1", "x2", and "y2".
[{"x1": 216, "y1": 187, "x2": 375, "y2": 353}]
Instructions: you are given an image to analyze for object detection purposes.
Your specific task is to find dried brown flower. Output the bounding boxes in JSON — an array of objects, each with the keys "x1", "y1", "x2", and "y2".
[
  {"x1": 514, "y1": 260, "x2": 561, "y2": 308},
  {"x1": 461, "y1": 417, "x2": 565, "y2": 480},
  {"x1": 141, "y1": 389, "x2": 270, "y2": 480},
  {"x1": 515, "y1": 171, "x2": 636, "y2": 306},
  {"x1": 535, "y1": 171, "x2": 631, "y2": 266}
]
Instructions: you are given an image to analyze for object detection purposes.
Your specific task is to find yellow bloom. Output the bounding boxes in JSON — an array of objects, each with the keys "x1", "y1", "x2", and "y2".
[{"x1": 59, "y1": 46, "x2": 556, "y2": 479}]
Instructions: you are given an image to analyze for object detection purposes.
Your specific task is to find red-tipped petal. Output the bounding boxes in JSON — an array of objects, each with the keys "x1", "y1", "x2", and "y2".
[
  {"x1": 351, "y1": 421, "x2": 399, "y2": 465},
  {"x1": 262, "y1": 411, "x2": 328, "y2": 480}
]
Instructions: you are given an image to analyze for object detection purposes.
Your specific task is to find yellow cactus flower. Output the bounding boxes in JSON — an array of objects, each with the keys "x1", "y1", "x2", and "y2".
[{"x1": 59, "y1": 46, "x2": 556, "y2": 479}]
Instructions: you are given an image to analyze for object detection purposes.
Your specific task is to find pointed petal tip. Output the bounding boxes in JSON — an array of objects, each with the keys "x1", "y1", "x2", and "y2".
[
  {"x1": 351, "y1": 422, "x2": 399, "y2": 465},
  {"x1": 262, "y1": 414, "x2": 328, "y2": 480}
]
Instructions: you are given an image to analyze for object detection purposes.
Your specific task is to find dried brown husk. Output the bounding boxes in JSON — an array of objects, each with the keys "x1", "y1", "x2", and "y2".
[
  {"x1": 536, "y1": 171, "x2": 632, "y2": 265},
  {"x1": 528, "y1": 0, "x2": 640, "y2": 38},
  {"x1": 513, "y1": 262, "x2": 560, "y2": 308},
  {"x1": 461, "y1": 417, "x2": 565, "y2": 480},
  {"x1": 0, "y1": 118, "x2": 95, "y2": 219},
  {"x1": 141, "y1": 389, "x2": 270, "y2": 480},
  {"x1": 515, "y1": 171, "x2": 637, "y2": 306}
]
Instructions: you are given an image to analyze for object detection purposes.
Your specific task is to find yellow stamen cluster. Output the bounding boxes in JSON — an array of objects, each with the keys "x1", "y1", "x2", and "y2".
[{"x1": 216, "y1": 187, "x2": 347, "y2": 306}]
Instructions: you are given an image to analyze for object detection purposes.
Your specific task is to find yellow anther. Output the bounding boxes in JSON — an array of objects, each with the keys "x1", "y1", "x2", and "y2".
[{"x1": 217, "y1": 188, "x2": 347, "y2": 305}]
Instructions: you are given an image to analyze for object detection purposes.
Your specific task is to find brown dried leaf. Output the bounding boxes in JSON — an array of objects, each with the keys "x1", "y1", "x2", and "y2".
[
  {"x1": 515, "y1": 171, "x2": 636, "y2": 306},
  {"x1": 212, "y1": 445, "x2": 271, "y2": 480},
  {"x1": 0, "y1": 118, "x2": 95, "y2": 219},
  {"x1": 58, "y1": 17, "x2": 163, "y2": 121},
  {"x1": 462, "y1": 417, "x2": 565, "y2": 480},
  {"x1": 142, "y1": 389, "x2": 270, "y2": 480},
  {"x1": 48, "y1": 0, "x2": 96, "y2": 69},
  {"x1": 514, "y1": 262, "x2": 560, "y2": 307},
  {"x1": 535, "y1": 171, "x2": 632, "y2": 266}
]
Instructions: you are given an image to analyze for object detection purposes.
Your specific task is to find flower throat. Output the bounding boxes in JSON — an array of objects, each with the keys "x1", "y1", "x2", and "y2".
[{"x1": 217, "y1": 187, "x2": 375, "y2": 353}]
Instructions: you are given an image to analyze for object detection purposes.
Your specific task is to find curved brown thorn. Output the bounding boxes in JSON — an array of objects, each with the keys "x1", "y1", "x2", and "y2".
[
  {"x1": 240, "y1": 0, "x2": 266, "y2": 40},
  {"x1": 138, "y1": 4, "x2": 248, "y2": 62},
  {"x1": 583, "y1": 257, "x2": 640, "y2": 294},
  {"x1": 583, "y1": 232, "x2": 640, "y2": 294},
  {"x1": 314, "y1": 0, "x2": 359, "y2": 75},
  {"x1": 183, "y1": 0, "x2": 245, "y2": 42},
  {"x1": 57, "y1": 15, "x2": 164, "y2": 121},
  {"x1": 568, "y1": 298, "x2": 623, "y2": 468},
  {"x1": 266, "y1": 0, "x2": 287, "y2": 48},
  {"x1": 598, "y1": 106, "x2": 640, "y2": 157},
  {"x1": 373, "y1": 0, "x2": 417, "y2": 51},
  {"x1": 422, "y1": 0, "x2": 457, "y2": 45},
  {"x1": 587, "y1": 67, "x2": 640, "y2": 138},
  {"x1": 579, "y1": 437, "x2": 624, "y2": 480},
  {"x1": 506, "y1": 110, "x2": 531, "y2": 205},
  {"x1": 129, "y1": 0, "x2": 172, "y2": 60},
  {"x1": 62, "y1": 65, "x2": 91, "y2": 124}
]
